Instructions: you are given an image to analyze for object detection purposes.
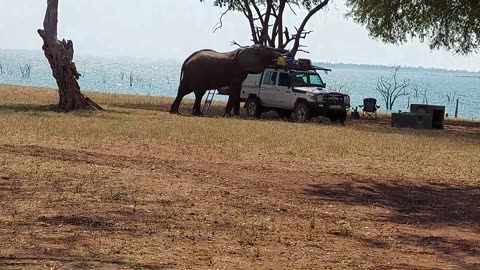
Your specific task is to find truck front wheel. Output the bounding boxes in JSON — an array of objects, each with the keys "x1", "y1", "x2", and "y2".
[
  {"x1": 339, "y1": 111, "x2": 347, "y2": 125},
  {"x1": 293, "y1": 102, "x2": 311, "y2": 123},
  {"x1": 245, "y1": 97, "x2": 262, "y2": 118},
  {"x1": 328, "y1": 111, "x2": 347, "y2": 125}
]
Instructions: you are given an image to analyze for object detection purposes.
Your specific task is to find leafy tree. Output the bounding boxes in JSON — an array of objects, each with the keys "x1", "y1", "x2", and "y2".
[
  {"x1": 345, "y1": 0, "x2": 480, "y2": 54},
  {"x1": 201, "y1": 0, "x2": 331, "y2": 56}
]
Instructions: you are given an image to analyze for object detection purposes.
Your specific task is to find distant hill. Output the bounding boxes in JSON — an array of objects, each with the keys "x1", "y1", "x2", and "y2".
[{"x1": 313, "y1": 61, "x2": 480, "y2": 75}]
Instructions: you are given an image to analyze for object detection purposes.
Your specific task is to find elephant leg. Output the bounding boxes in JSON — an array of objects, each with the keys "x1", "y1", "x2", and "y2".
[
  {"x1": 225, "y1": 84, "x2": 241, "y2": 117},
  {"x1": 224, "y1": 97, "x2": 233, "y2": 117},
  {"x1": 192, "y1": 90, "x2": 206, "y2": 116},
  {"x1": 233, "y1": 99, "x2": 241, "y2": 116},
  {"x1": 170, "y1": 82, "x2": 191, "y2": 114}
]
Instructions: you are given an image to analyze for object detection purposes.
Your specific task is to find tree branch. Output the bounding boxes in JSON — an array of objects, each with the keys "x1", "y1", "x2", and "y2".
[
  {"x1": 231, "y1": 40, "x2": 248, "y2": 48},
  {"x1": 239, "y1": 0, "x2": 260, "y2": 44},
  {"x1": 290, "y1": 0, "x2": 330, "y2": 56},
  {"x1": 213, "y1": 7, "x2": 232, "y2": 33},
  {"x1": 272, "y1": 0, "x2": 287, "y2": 48}
]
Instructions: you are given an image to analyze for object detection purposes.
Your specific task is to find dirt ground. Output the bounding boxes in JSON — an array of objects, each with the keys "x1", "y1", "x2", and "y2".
[{"x1": 0, "y1": 85, "x2": 479, "y2": 270}]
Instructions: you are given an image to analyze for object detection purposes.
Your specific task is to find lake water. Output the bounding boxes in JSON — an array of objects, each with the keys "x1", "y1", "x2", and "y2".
[{"x1": 1, "y1": 49, "x2": 479, "y2": 119}]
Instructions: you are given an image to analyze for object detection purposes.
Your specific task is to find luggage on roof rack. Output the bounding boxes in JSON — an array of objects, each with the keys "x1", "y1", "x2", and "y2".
[{"x1": 273, "y1": 57, "x2": 331, "y2": 72}]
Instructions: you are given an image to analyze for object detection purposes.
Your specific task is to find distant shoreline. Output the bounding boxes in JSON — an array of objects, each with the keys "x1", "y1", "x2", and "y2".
[
  {"x1": 2, "y1": 49, "x2": 480, "y2": 119},
  {"x1": 1, "y1": 48, "x2": 479, "y2": 74},
  {"x1": 314, "y1": 62, "x2": 480, "y2": 74},
  {"x1": 2, "y1": 83, "x2": 479, "y2": 122}
]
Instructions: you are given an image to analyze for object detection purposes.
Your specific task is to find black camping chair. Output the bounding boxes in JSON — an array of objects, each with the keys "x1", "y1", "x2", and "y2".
[{"x1": 359, "y1": 98, "x2": 380, "y2": 120}]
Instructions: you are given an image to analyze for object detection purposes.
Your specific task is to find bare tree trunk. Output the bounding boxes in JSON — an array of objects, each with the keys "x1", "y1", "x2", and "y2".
[{"x1": 37, "y1": 0, "x2": 102, "y2": 111}]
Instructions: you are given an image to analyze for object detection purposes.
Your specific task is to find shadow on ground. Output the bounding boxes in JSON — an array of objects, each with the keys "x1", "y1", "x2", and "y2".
[
  {"x1": 352, "y1": 232, "x2": 480, "y2": 270},
  {"x1": 305, "y1": 181, "x2": 480, "y2": 269},
  {"x1": 0, "y1": 104, "x2": 123, "y2": 121},
  {"x1": 305, "y1": 181, "x2": 480, "y2": 226},
  {"x1": 0, "y1": 104, "x2": 59, "y2": 113},
  {"x1": 107, "y1": 102, "x2": 480, "y2": 136},
  {"x1": 0, "y1": 256, "x2": 172, "y2": 270},
  {"x1": 109, "y1": 101, "x2": 308, "y2": 121},
  {"x1": 108, "y1": 101, "x2": 255, "y2": 118},
  {"x1": 3, "y1": 102, "x2": 478, "y2": 138},
  {"x1": 107, "y1": 101, "x2": 173, "y2": 113}
]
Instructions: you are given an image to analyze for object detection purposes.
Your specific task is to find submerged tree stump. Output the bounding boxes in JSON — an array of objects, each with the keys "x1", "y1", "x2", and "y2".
[{"x1": 38, "y1": 0, "x2": 102, "y2": 111}]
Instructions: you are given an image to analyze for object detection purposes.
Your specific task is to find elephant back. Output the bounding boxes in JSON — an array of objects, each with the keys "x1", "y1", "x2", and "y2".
[{"x1": 182, "y1": 49, "x2": 241, "y2": 90}]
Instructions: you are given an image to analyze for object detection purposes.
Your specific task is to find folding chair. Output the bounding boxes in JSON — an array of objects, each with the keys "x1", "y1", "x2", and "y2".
[{"x1": 359, "y1": 98, "x2": 380, "y2": 120}]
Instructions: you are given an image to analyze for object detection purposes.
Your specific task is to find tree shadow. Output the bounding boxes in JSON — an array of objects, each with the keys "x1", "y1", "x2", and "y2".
[
  {"x1": 305, "y1": 181, "x2": 480, "y2": 226},
  {"x1": 0, "y1": 103, "x2": 122, "y2": 120},
  {"x1": 109, "y1": 101, "x2": 233, "y2": 117},
  {"x1": 350, "y1": 120, "x2": 479, "y2": 140},
  {"x1": 37, "y1": 215, "x2": 115, "y2": 231},
  {"x1": 354, "y1": 233, "x2": 480, "y2": 270},
  {"x1": 305, "y1": 180, "x2": 480, "y2": 268},
  {"x1": 1, "y1": 209, "x2": 177, "y2": 269},
  {"x1": 0, "y1": 104, "x2": 60, "y2": 113},
  {"x1": 0, "y1": 255, "x2": 172, "y2": 270},
  {"x1": 108, "y1": 101, "x2": 172, "y2": 113},
  {"x1": 64, "y1": 101, "x2": 479, "y2": 136}
]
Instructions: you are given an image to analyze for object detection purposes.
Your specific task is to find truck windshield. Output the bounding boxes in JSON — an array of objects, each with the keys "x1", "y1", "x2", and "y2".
[{"x1": 290, "y1": 72, "x2": 325, "y2": 87}]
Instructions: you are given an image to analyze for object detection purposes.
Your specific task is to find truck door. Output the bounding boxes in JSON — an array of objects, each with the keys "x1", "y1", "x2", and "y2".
[
  {"x1": 277, "y1": 72, "x2": 294, "y2": 108},
  {"x1": 259, "y1": 70, "x2": 278, "y2": 106}
]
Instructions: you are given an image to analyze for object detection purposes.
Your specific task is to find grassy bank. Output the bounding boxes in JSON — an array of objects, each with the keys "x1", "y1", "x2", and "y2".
[{"x1": 0, "y1": 84, "x2": 479, "y2": 269}]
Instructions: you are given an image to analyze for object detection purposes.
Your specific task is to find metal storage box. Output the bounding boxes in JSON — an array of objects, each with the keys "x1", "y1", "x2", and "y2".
[{"x1": 392, "y1": 104, "x2": 445, "y2": 130}]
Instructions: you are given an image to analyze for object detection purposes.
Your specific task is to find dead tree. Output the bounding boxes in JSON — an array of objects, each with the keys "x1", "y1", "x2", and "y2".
[
  {"x1": 376, "y1": 67, "x2": 410, "y2": 110},
  {"x1": 205, "y1": 0, "x2": 330, "y2": 57},
  {"x1": 37, "y1": 0, "x2": 102, "y2": 111}
]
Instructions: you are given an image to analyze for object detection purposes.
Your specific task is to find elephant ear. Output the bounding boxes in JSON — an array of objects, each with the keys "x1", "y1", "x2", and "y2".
[{"x1": 237, "y1": 48, "x2": 267, "y2": 74}]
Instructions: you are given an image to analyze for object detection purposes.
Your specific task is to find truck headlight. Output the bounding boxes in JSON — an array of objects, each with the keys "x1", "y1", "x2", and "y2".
[{"x1": 316, "y1": 94, "x2": 324, "y2": 102}]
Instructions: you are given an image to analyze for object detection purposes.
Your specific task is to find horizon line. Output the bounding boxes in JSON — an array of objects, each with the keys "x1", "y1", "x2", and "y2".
[{"x1": 1, "y1": 47, "x2": 479, "y2": 73}]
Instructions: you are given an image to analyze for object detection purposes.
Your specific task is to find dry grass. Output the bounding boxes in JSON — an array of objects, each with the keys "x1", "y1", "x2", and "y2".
[{"x1": 0, "y1": 84, "x2": 479, "y2": 269}]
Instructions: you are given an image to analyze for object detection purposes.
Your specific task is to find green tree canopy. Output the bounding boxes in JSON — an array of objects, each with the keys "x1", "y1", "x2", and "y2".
[{"x1": 345, "y1": 0, "x2": 480, "y2": 54}]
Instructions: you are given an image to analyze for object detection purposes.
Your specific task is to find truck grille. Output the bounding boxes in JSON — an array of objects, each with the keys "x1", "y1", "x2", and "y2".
[
  {"x1": 324, "y1": 94, "x2": 345, "y2": 103},
  {"x1": 323, "y1": 94, "x2": 350, "y2": 108}
]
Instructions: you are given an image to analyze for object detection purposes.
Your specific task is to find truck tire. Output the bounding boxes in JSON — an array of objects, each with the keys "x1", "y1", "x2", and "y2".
[
  {"x1": 294, "y1": 102, "x2": 311, "y2": 123},
  {"x1": 339, "y1": 111, "x2": 347, "y2": 125},
  {"x1": 329, "y1": 111, "x2": 347, "y2": 125},
  {"x1": 277, "y1": 109, "x2": 292, "y2": 120},
  {"x1": 245, "y1": 97, "x2": 262, "y2": 118}
]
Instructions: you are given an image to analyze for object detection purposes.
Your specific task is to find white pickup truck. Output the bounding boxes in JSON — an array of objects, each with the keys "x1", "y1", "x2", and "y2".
[{"x1": 239, "y1": 65, "x2": 350, "y2": 123}]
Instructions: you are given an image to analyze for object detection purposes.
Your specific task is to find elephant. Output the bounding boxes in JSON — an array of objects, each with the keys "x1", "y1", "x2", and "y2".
[{"x1": 169, "y1": 44, "x2": 289, "y2": 116}]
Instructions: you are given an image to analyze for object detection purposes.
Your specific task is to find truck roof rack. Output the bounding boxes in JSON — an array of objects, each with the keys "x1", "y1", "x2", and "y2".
[
  {"x1": 270, "y1": 57, "x2": 332, "y2": 73},
  {"x1": 267, "y1": 64, "x2": 332, "y2": 73},
  {"x1": 311, "y1": 65, "x2": 332, "y2": 72}
]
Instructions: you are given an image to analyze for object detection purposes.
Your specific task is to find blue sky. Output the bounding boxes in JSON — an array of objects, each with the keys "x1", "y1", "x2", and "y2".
[{"x1": 1, "y1": 0, "x2": 479, "y2": 71}]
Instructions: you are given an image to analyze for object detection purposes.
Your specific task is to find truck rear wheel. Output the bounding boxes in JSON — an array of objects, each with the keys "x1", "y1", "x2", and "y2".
[
  {"x1": 294, "y1": 102, "x2": 311, "y2": 123},
  {"x1": 245, "y1": 97, "x2": 262, "y2": 118}
]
